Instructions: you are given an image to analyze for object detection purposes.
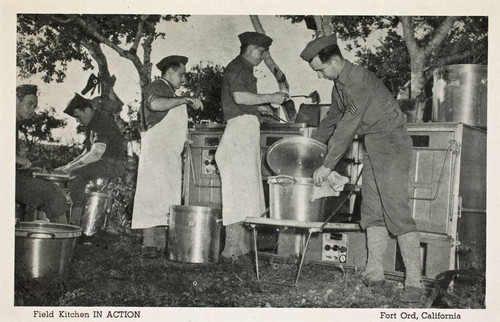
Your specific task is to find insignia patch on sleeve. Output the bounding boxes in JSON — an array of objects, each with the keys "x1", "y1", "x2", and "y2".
[{"x1": 346, "y1": 101, "x2": 357, "y2": 115}]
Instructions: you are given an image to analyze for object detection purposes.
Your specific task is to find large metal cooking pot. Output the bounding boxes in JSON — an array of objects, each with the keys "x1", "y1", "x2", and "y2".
[
  {"x1": 167, "y1": 205, "x2": 223, "y2": 264},
  {"x1": 268, "y1": 175, "x2": 326, "y2": 222},
  {"x1": 266, "y1": 137, "x2": 327, "y2": 222},
  {"x1": 15, "y1": 221, "x2": 81, "y2": 279},
  {"x1": 432, "y1": 64, "x2": 487, "y2": 127}
]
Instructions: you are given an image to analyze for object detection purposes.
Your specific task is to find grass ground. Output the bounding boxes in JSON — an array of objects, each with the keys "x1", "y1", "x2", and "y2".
[{"x1": 14, "y1": 230, "x2": 485, "y2": 308}]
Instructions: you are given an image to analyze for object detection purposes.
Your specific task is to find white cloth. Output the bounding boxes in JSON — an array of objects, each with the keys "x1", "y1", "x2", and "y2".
[
  {"x1": 310, "y1": 171, "x2": 349, "y2": 201},
  {"x1": 215, "y1": 115, "x2": 266, "y2": 226},
  {"x1": 131, "y1": 104, "x2": 188, "y2": 229}
]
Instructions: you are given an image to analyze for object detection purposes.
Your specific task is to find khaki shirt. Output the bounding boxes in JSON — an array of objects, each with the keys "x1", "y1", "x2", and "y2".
[{"x1": 312, "y1": 61, "x2": 406, "y2": 169}]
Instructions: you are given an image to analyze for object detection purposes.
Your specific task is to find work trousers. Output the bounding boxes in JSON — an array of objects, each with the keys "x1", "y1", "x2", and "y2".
[
  {"x1": 359, "y1": 127, "x2": 417, "y2": 236},
  {"x1": 16, "y1": 172, "x2": 67, "y2": 222}
]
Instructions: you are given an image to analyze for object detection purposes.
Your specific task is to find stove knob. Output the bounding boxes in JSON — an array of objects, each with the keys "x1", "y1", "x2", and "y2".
[
  {"x1": 324, "y1": 245, "x2": 331, "y2": 251},
  {"x1": 339, "y1": 246, "x2": 347, "y2": 253},
  {"x1": 339, "y1": 254, "x2": 347, "y2": 263}
]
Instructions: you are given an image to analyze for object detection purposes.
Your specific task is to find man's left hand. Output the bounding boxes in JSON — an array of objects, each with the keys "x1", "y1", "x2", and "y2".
[{"x1": 313, "y1": 165, "x2": 332, "y2": 187}]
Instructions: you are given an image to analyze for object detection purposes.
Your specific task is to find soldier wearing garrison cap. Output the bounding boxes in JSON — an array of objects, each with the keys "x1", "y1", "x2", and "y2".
[
  {"x1": 55, "y1": 92, "x2": 125, "y2": 222},
  {"x1": 132, "y1": 55, "x2": 203, "y2": 259},
  {"x1": 215, "y1": 32, "x2": 288, "y2": 266},
  {"x1": 16, "y1": 84, "x2": 68, "y2": 224},
  {"x1": 301, "y1": 35, "x2": 424, "y2": 303}
]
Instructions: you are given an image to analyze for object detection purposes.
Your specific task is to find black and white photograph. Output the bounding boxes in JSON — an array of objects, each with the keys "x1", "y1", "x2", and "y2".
[{"x1": 3, "y1": 0, "x2": 498, "y2": 321}]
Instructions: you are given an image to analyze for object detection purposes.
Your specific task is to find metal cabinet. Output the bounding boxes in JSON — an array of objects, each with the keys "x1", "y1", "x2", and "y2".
[{"x1": 305, "y1": 123, "x2": 486, "y2": 278}]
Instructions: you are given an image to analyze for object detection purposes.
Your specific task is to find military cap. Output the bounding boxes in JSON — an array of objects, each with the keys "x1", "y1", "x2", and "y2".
[
  {"x1": 16, "y1": 84, "x2": 38, "y2": 96},
  {"x1": 300, "y1": 34, "x2": 338, "y2": 62},
  {"x1": 238, "y1": 32, "x2": 273, "y2": 49},
  {"x1": 63, "y1": 93, "x2": 93, "y2": 117},
  {"x1": 156, "y1": 55, "x2": 189, "y2": 73}
]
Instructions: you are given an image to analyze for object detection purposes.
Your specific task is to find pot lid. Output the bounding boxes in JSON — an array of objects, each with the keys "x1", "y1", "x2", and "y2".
[{"x1": 266, "y1": 136, "x2": 327, "y2": 177}]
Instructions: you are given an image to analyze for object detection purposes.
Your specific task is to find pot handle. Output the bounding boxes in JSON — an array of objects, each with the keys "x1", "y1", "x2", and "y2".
[
  {"x1": 27, "y1": 232, "x2": 56, "y2": 239},
  {"x1": 275, "y1": 175, "x2": 296, "y2": 185}
]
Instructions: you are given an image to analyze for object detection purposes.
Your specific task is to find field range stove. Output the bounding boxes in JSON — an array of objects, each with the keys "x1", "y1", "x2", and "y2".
[{"x1": 183, "y1": 122, "x2": 486, "y2": 281}]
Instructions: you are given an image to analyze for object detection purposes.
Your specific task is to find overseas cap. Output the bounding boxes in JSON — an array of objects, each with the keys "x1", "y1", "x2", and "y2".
[
  {"x1": 300, "y1": 34, "x2": 337, "y2": 62},
  {"x1": 156, "y1": 55, "x2": 188, "y2": 73},
  {"x1": 64, "y1": 93, "x2": 93, "y2": 117},
  {"x1": 238, "y1": 32, "x2": 273, "y2": 49},
  {"x1": 16, "y1": 84, "x2": 38, "y2": 96}
]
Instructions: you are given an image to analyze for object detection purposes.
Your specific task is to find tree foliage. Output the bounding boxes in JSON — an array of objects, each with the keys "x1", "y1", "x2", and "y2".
[
  {"x1": 281, "y1": 15, "x2": 487, "y2": 96},
  {"x1": 181, "y1": 63, "x2": 225, "y2": 124},
  {"x1": 18, "y1": 107, "x2": 66, "y2": 146},
  {"x1": 17, "y1": 14, "x2": 189, "y2": 94}
]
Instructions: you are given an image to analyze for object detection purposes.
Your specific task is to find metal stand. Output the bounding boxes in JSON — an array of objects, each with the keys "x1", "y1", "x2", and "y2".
[{"x1": 246, "y1": 217, "x2": 360, "y2": 287}]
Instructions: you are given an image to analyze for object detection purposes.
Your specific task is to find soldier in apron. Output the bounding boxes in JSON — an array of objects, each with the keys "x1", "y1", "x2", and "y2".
[
  {"x1": 131, "y1": 55, "x2": 203, "y2": 259},
  {"x1": 217, "y1": 32, "x2": 287, "y2": 266}
]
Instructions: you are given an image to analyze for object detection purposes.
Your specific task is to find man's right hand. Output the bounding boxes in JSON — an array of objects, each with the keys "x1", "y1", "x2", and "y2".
[
  {"x1": 186, "y1": 98, "x2": 204, "y2": 110},
  {"x1": 270, "y1": 92, "x2": 288, "y2": 105},
  {"x1": 257, "y1": 105, "x2": 274, "y2": 115}
]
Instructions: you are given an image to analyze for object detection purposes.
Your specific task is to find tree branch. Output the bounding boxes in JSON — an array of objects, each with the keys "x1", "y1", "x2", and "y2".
[
  {"x1": 321, "y1": 16, "x2": 333, "y2": 36},
  {"x1": 130, "y1": 15, "x2": 149, "y2": 54},
  {"x1": 313, "y1": 16, "x2": 324, "y2": 37},
  {"x1": 249, "y1": 15, "x2": 290, "y2": 92},
  {"x1": 423, "y1": 16, "x2": 459, "y2": 57},
  {"x1": 73, "y1": 16, "x2": 131, "y2": 59},
  {"x1": 401, "y1": 16, "x2": 422, "y2": 57}
]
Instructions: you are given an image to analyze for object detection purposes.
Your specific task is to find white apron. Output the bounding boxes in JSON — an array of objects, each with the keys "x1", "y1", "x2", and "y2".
[
  {"x1": 131, "y1": 104, "x2": 188, "y2": 229},
  {"x1": 215, "y1": 115, "x2": 265, "y2": 226}
]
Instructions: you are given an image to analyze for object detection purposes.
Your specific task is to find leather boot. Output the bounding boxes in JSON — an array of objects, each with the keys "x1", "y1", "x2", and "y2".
[
  {"x1": 361, "y1": 226, "x2": 388, "y2": 286},
  {"x1": 397, "y1": 231, "x2": 425, "y2": 303}
]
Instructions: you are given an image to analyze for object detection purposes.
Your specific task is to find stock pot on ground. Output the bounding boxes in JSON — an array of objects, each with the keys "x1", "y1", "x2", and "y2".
[
  {"x1": 15, "y1": 221, "x2": 81, "y2": 279},
  {"x1": 167, "y1": 205, "x2": 223, "y2": 264}
]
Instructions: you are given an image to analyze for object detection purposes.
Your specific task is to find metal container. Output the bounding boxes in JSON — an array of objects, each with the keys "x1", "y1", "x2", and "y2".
[
  {"x1": 268, "y1": 175, "x2": 326, "y2": 222},
  {"x1": 85, "y1": 177, "x2": 110, "y2": 193},
  {"x1": 32, "y1": 172, "x2": 72, "y2": 189},
  {"x1": 432, "y1": 64, "x2": 487, "y2": 127},
  {"x1": 80, "y1": 192, "x2": 112, "y2": 236},
  {"x1": 167, "y1": 205, "x2": 223, "y2": 264},
  {"x1": 266, "y1": 136, "x2": 327, "y2": 178},
  {"x1": 15, "y1": 221, "x2": 81, "y2": 279}
]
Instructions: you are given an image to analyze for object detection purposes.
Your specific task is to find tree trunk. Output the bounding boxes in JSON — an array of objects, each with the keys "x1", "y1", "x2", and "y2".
[
  {"x1": 83, "y1": 40, "x2": 112, "y2": 99},
  {"x1": 401, "y1": 16, "x2": 458, "y2": 123},
  {"x1": 249, "y1": 15, "x2": 289, "y2": 93},
  {"x1": 314, "y1": 15, "x2": 334, "y2": 37}
]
